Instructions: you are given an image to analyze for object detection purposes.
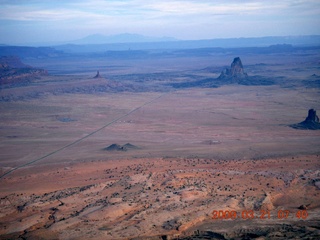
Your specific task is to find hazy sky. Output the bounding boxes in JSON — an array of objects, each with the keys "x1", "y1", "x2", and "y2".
[{"x1": 0, "y1": 0, "x2": 319, "y2": 44}]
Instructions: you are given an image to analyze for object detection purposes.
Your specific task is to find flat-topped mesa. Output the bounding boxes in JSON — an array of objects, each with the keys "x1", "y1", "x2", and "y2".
[
  {"x1": 218, "y1": 57, "x2": 248, "y2": 81},
  {"x1": 290, "y1": 109, "x2": 320, "y2": 130}
]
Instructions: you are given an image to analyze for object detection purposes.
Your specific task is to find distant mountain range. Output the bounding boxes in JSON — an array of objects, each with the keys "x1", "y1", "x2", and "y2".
[
  {"x1": 4, "y1": 33, "x2": 320, "y2": 49},
  {"x1": 1, "y1": 34, "x2": 320, "y2": 57},
  {"x1": 64, "y1": 34, "x2": 320, "y2": 47},
  {"x1": 52, "y1": 35, "x2": 320, "y2": 53},
  {"x1": 70, "y1": 33, "x2": 177, "y2": 45}
]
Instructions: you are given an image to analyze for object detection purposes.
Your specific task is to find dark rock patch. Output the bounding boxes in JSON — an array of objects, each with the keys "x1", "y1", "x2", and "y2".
[
  {"x1": 57, "y1": 117, "x2": 77, "y2": 123},
  {"x1": 237, "y1": 75, "x2": 275, "y2": 86},
  {"x1": 171, "y1": 57, "x2": 274, "y2": 89},
  {"x1": 170, "y1": 78, "x2": 219, "y2": 89},
  {"x1": 217, "y1": 57, "x2": 274, "y2": 85},
  {"x1": 122, "y1": 143, "x2": 140, "y2": 150},
  {"x1": 298, "y1": 204, "x2": 310, "y2": 210},
  {"x1": 93, "y1": 70, "x2": 102, "y2": 78},
  {"x1": 162, "y1": 218, "x2": 180, "y2": 231},
  {"x1": 290, "y1": 109, "x2": 320, "y2": 130},
  {"x1": 218, "y1": 57, "x2": 248, "y2": 82},
  {"x1": 104, "y1": 144, "x2": 124, "y2": 151},
  {"x1": 177, "y1": 223, "x2": 320, "y2": 240},
  {"x1": 6, "y1": 135, "x2": 18, "y2": 138},
  {"x1": 201, "y1": 140, "x2": 221, "y2": 145},
  {"x1": 103, "y1": 143, "x2": 139, "y2": 151}
]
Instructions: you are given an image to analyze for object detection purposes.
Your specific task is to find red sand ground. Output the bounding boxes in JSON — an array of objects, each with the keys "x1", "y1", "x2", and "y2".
[{"x1": 0, "y1": 85, "x2": 319, "y2": 239}]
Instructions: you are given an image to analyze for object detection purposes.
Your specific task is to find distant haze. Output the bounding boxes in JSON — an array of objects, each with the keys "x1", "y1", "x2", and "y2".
[
  {"x1": 0, "y1": 0, "x2": 320, "y2": 45},
  {"x1": 71, "y1": 33, "x2": 177, "y2": 45}
]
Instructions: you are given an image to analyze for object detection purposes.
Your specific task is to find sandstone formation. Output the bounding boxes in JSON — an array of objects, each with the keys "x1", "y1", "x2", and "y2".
[
  {"x1": 218, "y1": 57, "x2": 248, "y2": 82},
  {"x1": 172, "y1": 57, "x2": 275, "y2": 88},
  {"x1": 0, "y1": 56, "x2": 48, "y2": 85},
  {"x1": 290, "y1": 109, "x2": 320, "y2": 130},
  {"x1": 1, "y1": 156, "x2": 319, "y2": 239}
]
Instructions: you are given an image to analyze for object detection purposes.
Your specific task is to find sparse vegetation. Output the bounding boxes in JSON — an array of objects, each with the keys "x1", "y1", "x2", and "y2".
[{"x1": 0, "y1": 44, "x2": 319, "y2": 240}]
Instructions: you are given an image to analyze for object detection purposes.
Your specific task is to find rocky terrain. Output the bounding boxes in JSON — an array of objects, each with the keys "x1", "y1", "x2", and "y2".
[
  {"x1": 0, "y1": 56, "x2": 47, "y2": 86},
  {"x1": 216, "y1": 57, "x2": 275, "y2": 86},
  {"x1": 0, "y1": 155, "x2": 319, "y2": 239},
  {"x1": 0, "y1": 45, "x2": 319, "y2": 239},
  {"x1": 171, "y1": 57, "x2": 275, "y2": 88},
  {"x1": 0, "y1": 83, "x2": 319, "y2": 239},
  {"x1": 0, "y1": 47, "x2": 319, "y2": 102}
]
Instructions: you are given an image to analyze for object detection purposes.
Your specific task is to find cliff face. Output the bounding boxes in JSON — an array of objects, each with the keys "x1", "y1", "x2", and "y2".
[{"x1": 0, "y1": 56, "x2": 48, "y2": 85}]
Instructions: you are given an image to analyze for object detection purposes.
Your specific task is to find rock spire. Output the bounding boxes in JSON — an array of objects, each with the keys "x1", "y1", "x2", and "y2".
[
  {"x1": 218, "y1": 57, "x2": 248, "y2": 81},
  {"x1": 290, "y1": 109, "x2": 320, "y2": 130}
]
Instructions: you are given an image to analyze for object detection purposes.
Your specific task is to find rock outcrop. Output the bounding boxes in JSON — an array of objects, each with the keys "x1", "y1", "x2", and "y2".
[
  {"x1": 0, "y1": 56, "x2": 31, "y2": 69},
  {"x1": 104, "y1": 143, "x2": 123, "y2": 151},
  {"x1": 305, "y1": 109, "x2": 319, "y2": 122},
  {"x1": 290, "y1": 109, "x2": 320, "y2": 130},
  {"x1": 103, "y1": 143, "x2": 139, "y2": 151},
  {"x1": 93, "y1": 70, "x2": 102, "y2": 78},
  {"x1": 218, "y1": 57, "x2": 248, "y2": 82},
  {"x1": 171, "y1": 57, "x2": 274, "y2": 88},
  {"x1": 0, "y1": 56, "x2": 48, "y2": 85}
]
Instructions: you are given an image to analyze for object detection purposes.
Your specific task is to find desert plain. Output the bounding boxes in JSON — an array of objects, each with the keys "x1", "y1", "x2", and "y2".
[{"x1": 0, "y1": 47, "x2": 320, "y2": 239}]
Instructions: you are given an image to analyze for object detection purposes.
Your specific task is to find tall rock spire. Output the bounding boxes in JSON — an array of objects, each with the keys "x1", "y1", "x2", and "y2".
[
  {"x1": 93, "y1": 70, "x2": 102, "y2": 78},
  {"x1": 218, "y1": 57, "x2": 248, "y2": 81},
  {"x1": 290, "y1": 109, "x2": 320, "y2": 130}
]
